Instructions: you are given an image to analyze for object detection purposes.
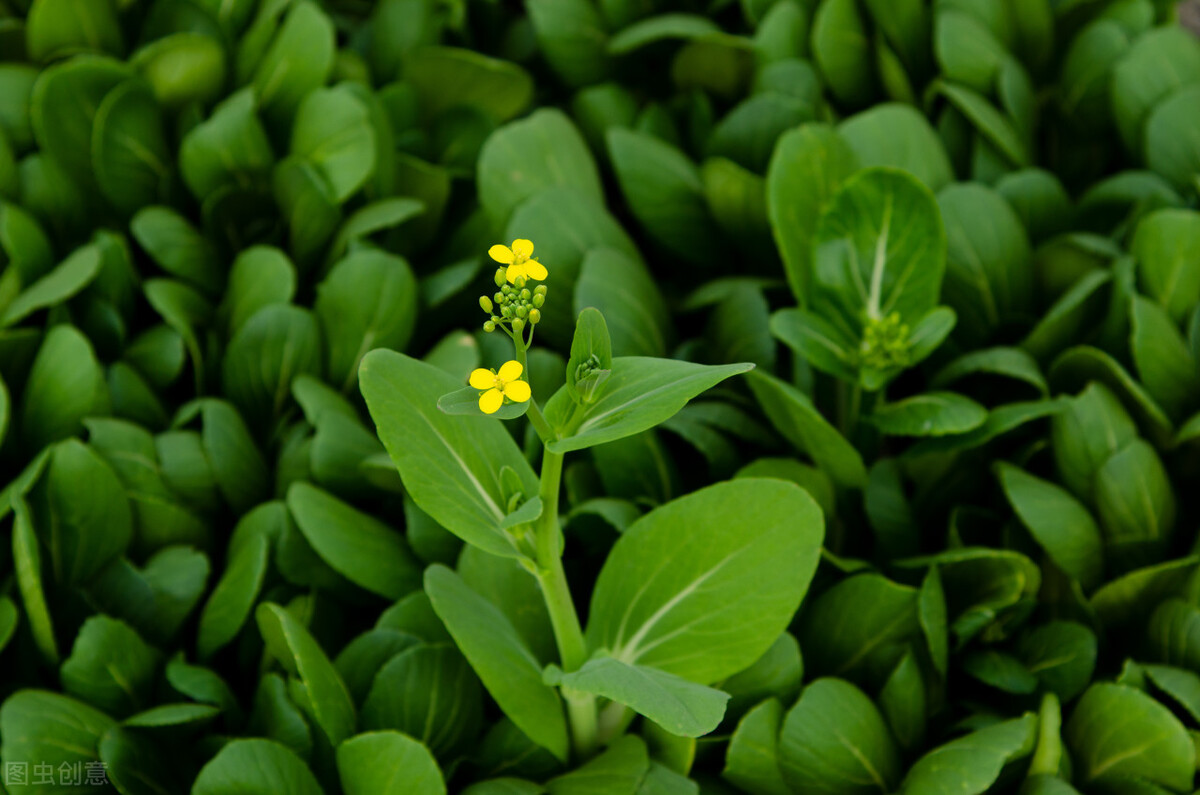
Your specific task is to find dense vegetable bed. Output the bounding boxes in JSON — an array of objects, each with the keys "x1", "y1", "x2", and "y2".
[{"x1": 1, "y1": 0, "x2": 1200, "y2": 793}]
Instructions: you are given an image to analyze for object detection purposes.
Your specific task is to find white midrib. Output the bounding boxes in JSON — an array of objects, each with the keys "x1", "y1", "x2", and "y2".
[
  {"x1": 866, "y1": 196, "x2": 894, "y2": 320},
  {"x1": 415, "y1": 408, "x2": 504, "y2": 521},
  {"x1": 617, "y1": 558, "x2": 731, "y2": 664}
]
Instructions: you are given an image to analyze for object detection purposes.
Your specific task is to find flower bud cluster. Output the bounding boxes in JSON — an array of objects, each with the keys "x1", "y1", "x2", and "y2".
[
  {"x1": 481, "y1": 269, "x2": 547, "y2": 334},
  {"x1": 859, "y1": 312, "x2": 911, "y2": 371}
]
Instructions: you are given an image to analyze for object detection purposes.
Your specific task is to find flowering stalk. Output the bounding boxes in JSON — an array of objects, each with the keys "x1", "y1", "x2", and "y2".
[{"x1": 473, "y1": 239, "x2": 598, "y2": 757}]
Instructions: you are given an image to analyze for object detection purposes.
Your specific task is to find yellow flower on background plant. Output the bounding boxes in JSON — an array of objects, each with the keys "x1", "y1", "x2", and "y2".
[
  {"x1": 469, "y1": 360, "x2": 531, "y2": 414},
  {"x1": 488, "y1": 238, "x2": 548, "y2": 284}
]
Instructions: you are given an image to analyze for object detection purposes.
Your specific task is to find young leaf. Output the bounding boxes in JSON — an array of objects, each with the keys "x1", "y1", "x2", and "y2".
[
  {"x1": 543, "y1": 357, "x2": 753, "y2": 454},
  {"x1": 546, "y1": 657, "x2": 729, "y2": 738}
]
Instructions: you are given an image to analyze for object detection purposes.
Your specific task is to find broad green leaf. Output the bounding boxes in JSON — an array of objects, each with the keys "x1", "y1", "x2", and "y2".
[
  {"x1": 586, "y1": 479, "x2": 824, "y2": 684},
  {"x1": 338, "y1": 731, "x2": 447, "y2": 795},
  {"x1": 1144, "y1": 84, "x2": 1200, "y2": 191},
  {"x1": 545, "y1": 735, "x2": 649, "y2": 795},
  {"x1": 12, "y1": 496, "x2": 58, "y2": 665},
  {"x1": 1129, "y1": 295, "x2": 1200, "y2": 422},
  {"x1": 361, "y1": 643, "x2": 482, "y2": 756},
  {"x1": 1, "y1": 242, "x2": 101, "y2": 327},
  {"x1": 1146, "y1": 599, "x2": 1200, "y2": 672},
  {"x1": 1016, "y1": 621, "x2": 1098, "y2": 702},
  {"x1": 252, "y1": 0, "x2": 334, "y2": 132},
  {"x1": 1133, "y1": 209, "x2": 1200, "y2": 323},
  {"x1": 779, "y1": 677, "x2": 902, "y2": 794},
  {"x1": 1090, "y1": 558, "x2": 1200, "y2": 638},
  {"x1": 1094, "y1": 439, "x2": 1175, "y2": 570},
  {"x1": 567, "y1": 307, "x2": 614, "y2": 401},
  {"x1": 544, "y1": 357, "x2": 752, "y2": 454},
  {"x1": 0, "y1": 690, "x2": 114, "y2": 786},
  {"x1": 879, "y1": 651, "x2": 926, "y2": 753},
  {"x1": 766, "y1": 124, "x2": 859, "y2": 302},
  {"x1": 1048, "y1": 346, "x2": 1173, "y2": 449},
  {"x1": 1111, "y1": 26, "x2": 1200, "y2": 153},
  {"x1": 607, "y1": 14, "x2": 720, "y2": 54},
  {"x1": 217, "y1": 245, "x2": 297, "y2": 336},
  {"x1": 179, "y1": 88, "x2": 274, "y2": 201},
  {"x1": 962, "y1": 650, "x2": 1039, "y2": 694},
  {"x1": 478, "y1": 109, "x2": 603, "y2": 226},
  {"x1": 995, "y1": 463, "x2": 1104, "y2": 591},
  {"x1": 31, "y1": 438, "x2": 132, "y2": 585},
  {"x1": 291, "y1": 86, "x2": 376, "y2": 204},
  {"x1": 360, "y1": 350, "x2": 539, "y2": 558},
  {"x1": 130, "y1": 32, "x2": 226, "y2": 109},
  {"x1": 839, "y1": 104, "x2": 953, "y2": 191},
  {"x1": 130, "y1": 206, "x2": 221, "y2": 295},
  {"x1": 60, "y1": 615, "x2": 159, "y2": 718},
  {"x1": 1064, "y1": 683, "x2": 1194, "y2": 791},
  {"x1": 286, "y1": 482, "x2": 421, "y2": 600},
  {"x1": 811, "y1": 0, "x2": 875, "y2": 107},
  {"x1": 900, "y1": 715, "x2": 1038, "y2": 794},
  {"x1": 937, "y1": 183, "x2": 1034, "y2": 346},
  {"x1": 931, "y1": 347, "x2": 1048, "y2": 396},
  {"x1": 547, "y1": 658, "x2": 729, "y2": 738},
  {"x1": 745, "y1": 370, "x2": 868, "y2": 489},
  {"x1": 29, "y1": 56, "x2": 129, "y2": 188},
  {"x1": 526, "y1": 0, "x2": 611, "y2": 88},
  {"x1": 801, "y1": 573, "x2": 919, "y2": 686},
  {"x1": 608, "y1": 128, "x2": 724, "y2": 267},
  {"x1": 1144, "y1": 665, "x2": 1200, "y2": 726},
  {"x1": 771, "y1": 307, "x2": 858, "y2": 382},
  {"x1": 723, "y1": 698, "x2": 790, "y2": 795},
  {"x1": 935, "y1": 82, "x2": 1029, "y2": 168},
  {"x1": 193, "y1": 738, "x2": 323, "y2": 795},
  {"x1": 316, "y1": 250, "x2": 417, "y2": 391},
  {"x1": 457, "y1": 545, "x2": 556, "y2": 666},
  {"x1": 721, "y1": 632, "x2": 804, "y2": 720},
  {"x1": 222, "y1": 305, "x2": 322, "y2": 430},
  {"x1": 405, "y1": 46, "x2": 533, "y2": 122},
  {"x1": 810, "y1": 168, "x2": 946, "y2": 343},
  {"x1": 26, "y1": 0, "x2": 124, "y2": 62},
  {"x1": 424, "y1": 565, "x2": 569, "y2": 762},
  {"x1": 255, "y1": 602, "x2": 356, "y2": 746},
  {"x1": 868, "y1": 392, "x2": 987, "y2": 437},
  {"x1": 91, "y1": 78, "x2": 171, "y2": 215},
  {"x1": 575, "y1": 248, "x2": 669, "y2": 359},
  {"x1": 935, "y1": 10, "x2": 1008, "y2": 94},
  {"x1": 20, "y1": 324, "x2": 109, "y2": 451}
]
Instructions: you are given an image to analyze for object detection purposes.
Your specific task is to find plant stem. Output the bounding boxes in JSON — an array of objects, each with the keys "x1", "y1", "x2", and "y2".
[
  {"x1": 532, "y1": 447, "x2": 597, "y2": 757},
  {"x1": 512, "y1": 320, "x2": 597, "y2": 756}
]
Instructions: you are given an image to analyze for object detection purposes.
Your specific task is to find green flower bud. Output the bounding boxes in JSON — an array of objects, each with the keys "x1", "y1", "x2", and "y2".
[
  {"x1": 520, "y1": 288, "x2": 531, "y2": 301},
  {"x1": 514, "y1": 275, "x2": 527, "y2": 289},
  {"x1": 501, "y1": 284, "x2": 513, "y2": 295},
  {"x1": 512, "y1": 317, "x2": 525, "y2": 332},
  {"x1": 494, "y1": 292, "x2": 504, "y2": 305},
  {"x1": 502, "y1": 305, "x2": 514, "y2": 318},
  {"x1": 494, "y1": 269, "x2": 506, "y2": 287},
  {"x1": 479, "y1": 295, "x2": 493, "y2": 313},
  {"x1": 483, "y1": 320, "x2": 496, "y2": 332},
  {"x1": 532, "y1": 293, "x2": 545, "y2": 308},
  {"x1": 490, "y1": 315, "x2": 500, "y2": 324},
  {"x1": 516, "y1": 306, "x2": 528, "y2": 318},
  {"x1": 529, "y1": 308, "x2": 541, "y2": 324},
  {"x1": 534, "y1": 285, "x2": 547, "y2": 296}
]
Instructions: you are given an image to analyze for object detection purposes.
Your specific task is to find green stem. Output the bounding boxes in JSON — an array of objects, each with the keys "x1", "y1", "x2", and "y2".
[
  {"x1": 533, "y1": 447, "x2": 597, "y2": 757},
  {"x1": 511, "y1": 316, "x2": 597, "y2": 756}
]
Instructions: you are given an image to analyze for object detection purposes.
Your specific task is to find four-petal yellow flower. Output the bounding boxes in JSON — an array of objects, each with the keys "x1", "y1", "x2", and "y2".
[
  {"x1": 469, "y1": 360, "x2": 531, "y2": 414},
  {"x1": 488, "y1": 238, "x2": 548, "y2": 284}
]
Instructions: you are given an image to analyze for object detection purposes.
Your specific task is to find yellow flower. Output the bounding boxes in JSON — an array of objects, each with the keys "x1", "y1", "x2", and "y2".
[
  {"x1": 468, "y1": 360, "x2": 532, "y2": 414},
  {"x1": 488, "y1": 238, "x2": 548, "y2": 284}
]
